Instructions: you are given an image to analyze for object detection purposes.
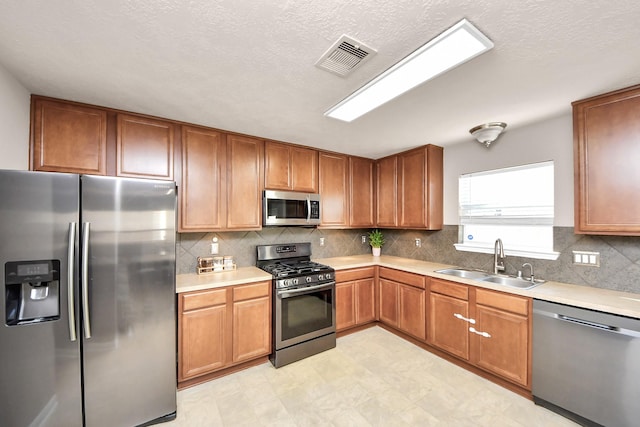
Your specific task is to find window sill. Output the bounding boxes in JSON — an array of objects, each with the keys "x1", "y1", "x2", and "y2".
[{"x1": 454, "y1": 243, "x2": 560, "y2": 261}]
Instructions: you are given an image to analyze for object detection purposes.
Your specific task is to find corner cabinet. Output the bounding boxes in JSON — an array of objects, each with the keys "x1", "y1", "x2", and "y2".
[
  {"x1": 178, "y1": 281, "x2": 271, "y2": 388},
  {"x1": 335, "y1": 267, "x2": 376, "y2": 331},
  {"x1": 349, "y1": 156, "x2": 376, "y2": 228},
  {"x1": 573, "y1": 84, "x2": 640, "y2": 235},
  {"x1": 378, "y1": 267, "x2": 426, "y2": 341},
  {"x1": 376, "y1": 155, "x2": 398, "y2": 227},
  {"x1": 428, "y1": 278, "x2": 531, "y2": 388},
  {"x1": 31, "y1": 97, "x2": 107, "y2": 175},
  {"x1": 375, "y1": 144, "x2": 443, "y2": 230}
]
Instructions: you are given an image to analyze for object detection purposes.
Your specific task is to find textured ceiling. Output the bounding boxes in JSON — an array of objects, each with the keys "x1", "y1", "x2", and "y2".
[{"x1": 0, "y1": 1, "x2": 639, "y2": 158}]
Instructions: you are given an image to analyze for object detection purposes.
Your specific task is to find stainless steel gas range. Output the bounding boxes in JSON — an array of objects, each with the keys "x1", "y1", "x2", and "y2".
[{"x1": 257, "y1": 242, "x2": 336, "y2": 368}]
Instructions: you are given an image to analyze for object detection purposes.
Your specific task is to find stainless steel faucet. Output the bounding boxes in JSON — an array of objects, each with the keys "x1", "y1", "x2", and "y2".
[
  {"x1": 522, "y1": 262, "x2": 534, "y2": 282},
  {"x1": 494, "y1": 238, "x2": 505, "y2": 274}
]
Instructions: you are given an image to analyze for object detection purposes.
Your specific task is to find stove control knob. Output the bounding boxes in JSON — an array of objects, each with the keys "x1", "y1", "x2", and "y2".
[
  {"x1": 292, "y1": 278, "x2": 299, "y2": 286},
  {"x1": 325, "y1": 272, "x2": 332, "y2": 280},
  {"x1": 318, "y1": 274, "x2": 324, "y2": 281},
  {"x1": 306, "y1": 276, "x2": 312, "y2": 283}
]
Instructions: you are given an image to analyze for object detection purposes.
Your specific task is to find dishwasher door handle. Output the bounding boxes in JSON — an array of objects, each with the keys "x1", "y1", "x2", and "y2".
[{"x1": 536, "y1": 308, "x2": 640, "y2": 338}]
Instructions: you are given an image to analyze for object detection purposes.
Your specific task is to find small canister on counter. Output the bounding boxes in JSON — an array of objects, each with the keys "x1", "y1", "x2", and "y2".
[
  {"x1": 212, "y1": 256, "x2": 224, "y2": 271},
  {"x1": 223, "y1": 256, "x2": 235, "y2": 270}
]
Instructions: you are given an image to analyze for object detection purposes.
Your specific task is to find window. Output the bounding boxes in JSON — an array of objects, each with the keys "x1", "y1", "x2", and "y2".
[{"x1": 455, "y1": 161, "x2": 559, "y2": 260}]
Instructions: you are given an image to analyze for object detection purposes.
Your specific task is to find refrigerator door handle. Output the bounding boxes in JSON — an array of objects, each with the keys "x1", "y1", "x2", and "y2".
[
  {"x1": 81, "y1": 222, "x2": 92, "y2": 339},
  {"x1": 68, "y1": 222, "x2": 77, "y2": 341}
]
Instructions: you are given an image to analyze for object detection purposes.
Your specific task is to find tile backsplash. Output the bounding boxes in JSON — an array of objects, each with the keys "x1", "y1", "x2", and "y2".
[
  {"x1": 177, "y1": 227, "x2": 372, "y2": 274},
  {"x1": 177, "y1": 226, "x2": 640, "y2": 294}
]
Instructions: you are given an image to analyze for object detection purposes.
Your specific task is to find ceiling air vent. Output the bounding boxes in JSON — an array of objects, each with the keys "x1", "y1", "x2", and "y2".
[{"x1": 315, "y1": 35, "x2": 376, "y2": 77}]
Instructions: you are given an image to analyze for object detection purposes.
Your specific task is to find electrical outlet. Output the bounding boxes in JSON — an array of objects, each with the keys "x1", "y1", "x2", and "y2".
[
  {"x1": 572, "y1": 250, "x2": 600, "y2": 267},
  {"x1": 361, "y1": 235, "x2": 367, "y2": 244},
  {"x1": 415, "y1": 238, "x2": 421, "y2": 247},
  {"x1": 320, "y1": 237, "x2": 325, "y2": 246}
]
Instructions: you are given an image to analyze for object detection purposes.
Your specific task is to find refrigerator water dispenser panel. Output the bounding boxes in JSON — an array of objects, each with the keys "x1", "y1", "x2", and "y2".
[{"x1": 5, "y1": 260, "x2": 60, "y2": 325}]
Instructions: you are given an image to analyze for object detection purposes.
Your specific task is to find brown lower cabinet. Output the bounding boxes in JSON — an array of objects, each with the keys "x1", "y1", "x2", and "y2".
[
  {"x1": 336, "y1": 267, "x2": 376, "y2": 331},
  {"x1": 378, "y1": 267, "x2": 426, "y2": 341},
  {"x1": 178, "y1": 281, "x2": 271, "y2": 387},
  {"x1": 428, "y1": 278, "x2": 531, "y2": 388},
  {"x1": 178, "y1": 267, "x2": 532, "y2": 394}
]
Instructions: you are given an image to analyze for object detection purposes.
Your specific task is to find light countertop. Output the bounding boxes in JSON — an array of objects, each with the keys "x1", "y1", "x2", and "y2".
[
  {"x1": 176, "y1": 254, "x2": 640, "y2": 319},
  {"x1": 176, "y1": 267, "x2": 272, "y2": 293}
]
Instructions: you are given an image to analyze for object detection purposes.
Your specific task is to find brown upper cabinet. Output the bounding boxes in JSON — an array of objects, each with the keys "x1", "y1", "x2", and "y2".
[
  {"x1": 319, "y1": 152, "x2": 376, "y2": 228},
  {"x1": 376, "y1": 144, "x2": 443, "y2": 230},
  {"x1": 226, "y1": 135, "x2": 264, "y2": 230},
  {"x1": 376, "y1": 155, "x2": 398, "y2": 227},
  {"x1": 31, "y1": 97, "x2": 107, "y2": 175},
  {"x1": 264, "y1": 141, "x2": 318, "y2": 193},
  {"x1": 180, "y1": 126, "x2": 227, "y2": 231},
  {"x1": 573, "y1": 84, "x2": 640, "y2": 235},
  {"x1": 319, "y1": 152, "x2": 350, "y2": 228},
  {"x1": 29, "y1": 96, "x2": 444, "y2": 233},
  {"x1": 179, "y1": 130, "x2": 264, "y2": 232},
  {"x1": 116, "y1": 114, "x2": 174, "y2": 180},
  {"x1": 30, "y1": 96, "x2": 174, "y2": 181},
  {"x1": 349, "y1": 156, "x2": 376, "y2": 228}
]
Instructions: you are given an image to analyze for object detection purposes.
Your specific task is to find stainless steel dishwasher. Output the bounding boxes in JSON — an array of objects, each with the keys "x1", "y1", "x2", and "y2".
[{"x1": 533, "y1": 299, "x2": 640, "y2": 427}]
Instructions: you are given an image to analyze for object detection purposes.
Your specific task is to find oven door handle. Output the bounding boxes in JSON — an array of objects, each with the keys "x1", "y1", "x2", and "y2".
[{"x1": 278, "y1": 282, "x2": 335, "y2": 298}]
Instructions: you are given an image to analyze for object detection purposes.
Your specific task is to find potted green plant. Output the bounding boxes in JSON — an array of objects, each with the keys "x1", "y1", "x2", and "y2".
[{"x1": 368, "y1": 229, "x2": 385, "y2": 256}]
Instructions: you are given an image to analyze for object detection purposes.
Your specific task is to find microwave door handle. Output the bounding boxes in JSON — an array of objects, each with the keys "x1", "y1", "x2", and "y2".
[{"x1": 306, "y1": 196, "x2": 311, "y2": 223}]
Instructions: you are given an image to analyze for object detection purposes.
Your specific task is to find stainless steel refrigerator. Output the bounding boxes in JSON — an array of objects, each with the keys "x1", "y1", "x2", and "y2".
[{"x1": 0, "y1": 170, "x2": 177, "y2": 427}]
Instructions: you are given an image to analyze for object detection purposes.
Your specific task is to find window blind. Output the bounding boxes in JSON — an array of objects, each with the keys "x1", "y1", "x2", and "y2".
[{"x1": 459, "y1": 161, "x2": 554, "y2": 225}]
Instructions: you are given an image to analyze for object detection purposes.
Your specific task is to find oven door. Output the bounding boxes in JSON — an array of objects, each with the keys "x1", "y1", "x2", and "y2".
[{"x1": 274, "y1": 282, "x2": 335, "y2": 350}]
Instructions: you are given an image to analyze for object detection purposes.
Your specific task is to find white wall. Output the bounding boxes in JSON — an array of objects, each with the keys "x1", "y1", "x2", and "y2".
[
  {"x1": 0, "y1": 63, "x2": 30, "y2": 170},
  {"x1": 443, "y1": 113, "x2": 574, "y2": 226}
]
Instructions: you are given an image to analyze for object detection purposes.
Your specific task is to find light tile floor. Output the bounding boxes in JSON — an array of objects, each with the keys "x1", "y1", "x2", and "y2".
[{"x1": 166, "y1": 327, "x2": 578, "y2": 426}]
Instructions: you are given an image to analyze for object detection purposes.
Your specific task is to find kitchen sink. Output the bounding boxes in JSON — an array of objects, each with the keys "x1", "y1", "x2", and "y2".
[
  {"x1": 435, "y1": 268, "x2": 491, "y2": 280},
  {"x1": 435, "y1": 268, "x2": 545, "y2": 289},
  {"x1": 480, "y1": 275, "x2": 545, "y2": 289}
]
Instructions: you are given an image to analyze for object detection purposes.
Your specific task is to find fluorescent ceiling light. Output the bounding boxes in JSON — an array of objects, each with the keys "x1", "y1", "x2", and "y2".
[{"x1": 324, "y1": 18, "x2": 494, "y2": 122}]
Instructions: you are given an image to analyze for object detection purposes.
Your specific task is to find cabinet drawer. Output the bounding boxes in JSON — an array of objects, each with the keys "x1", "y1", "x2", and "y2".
[
  {"x1": 430, "y1": 279, "x2": 469, "y2": 300},
  {"x1": 233, "y1": 281, "x2": 271, "y2": 301},
  {"x1": 475, "y1": 289, "x2": 529, "y2": 315},
  {"x1": 336, "y1": 267, "x2": 375, "y2": 282},
  {"x1": 379, "y1": 267, "x2": 425, "y2": 289},
  {"x1": 182, "y1": 288, "x2": 227, "y2": 311}
]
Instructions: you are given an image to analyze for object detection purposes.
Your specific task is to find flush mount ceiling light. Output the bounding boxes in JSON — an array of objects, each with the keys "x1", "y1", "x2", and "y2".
[
  {"x1": 324, "y1": 18, "x2": 494, "y2": 122},
  {"x1": 469, "y1": 122, "x2": 507, "y2": 148}
]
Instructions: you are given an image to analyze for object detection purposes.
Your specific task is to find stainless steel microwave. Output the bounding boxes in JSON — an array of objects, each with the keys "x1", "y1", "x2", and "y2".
[{"x1": 263, "y1": 190, "x2": 321, "y2": 226}]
